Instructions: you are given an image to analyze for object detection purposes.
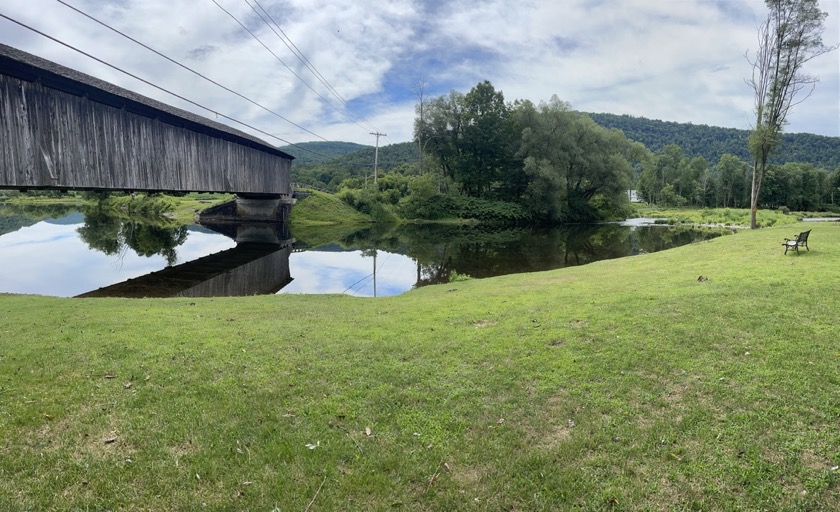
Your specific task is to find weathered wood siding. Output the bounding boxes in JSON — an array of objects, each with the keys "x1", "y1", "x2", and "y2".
[{"x1": 0, "y1": 46, "x2": 292, "y2": 196}]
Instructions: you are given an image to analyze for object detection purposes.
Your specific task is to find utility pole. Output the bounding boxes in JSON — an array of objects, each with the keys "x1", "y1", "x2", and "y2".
[
  {"x1": 415, "y1": 79, "x2": 425, "y2": 175},
  {"x1": 370, "y1": 131, "x2": 386, "y2": 185}
]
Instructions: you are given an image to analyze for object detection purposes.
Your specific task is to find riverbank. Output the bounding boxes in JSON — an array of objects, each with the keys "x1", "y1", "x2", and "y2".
[
  {"x1": 0, "y1": 192, "x2": 232, "y2": 225},
  {"x1": 1, "y1": 223, "x2": 838, "y2": 510},
  {"x1": 630, "y1": 205, "x2": 805, "y2": 228}
]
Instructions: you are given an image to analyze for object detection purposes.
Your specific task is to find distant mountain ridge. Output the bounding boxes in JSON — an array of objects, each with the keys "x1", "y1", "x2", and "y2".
[
  {"x1": 282, "y1": 114, "x2": 839, "y2": 190},
  {"x1": 586, "y1": 112, "x2": 840, "y2": 169},
  {"x1": 279, "y1": 141, "x2": 370, "y2": 167},
  {"x1": 282, "y1": 141, "x2": 420, "y2": 189}
]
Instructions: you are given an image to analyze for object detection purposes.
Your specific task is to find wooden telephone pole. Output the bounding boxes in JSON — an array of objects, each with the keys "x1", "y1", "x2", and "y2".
[{"x1": 370, "y1": 131, "x2": 386, "y2": 185}]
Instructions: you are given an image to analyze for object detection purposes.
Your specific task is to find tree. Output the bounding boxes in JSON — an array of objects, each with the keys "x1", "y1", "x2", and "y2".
[
  {"x1": 514, "y1": 97, "x2": 641, "y2": 221},
  {"x1": 415, "y1": 90, "x2": 465, "y2": 189},
  {"x1": 415, "y1": 81, "x2": 519, "y2": 200},
  {"x1": 459, "y1": 81, "x2": 515, "y2": 198},
  {"x1": 513, "y1": 98, "x2": 574, "y2": 219},
  {"x1": 715, "y1": 154, "x2": 749, "y2": 208},
  {"x1": 746, "y1": 0, "x2": 835, "y2": 228},
  {"x1": 828, "y1": 167, "x2": 840, "y2": 205},
  {"x1": 638, "y1": 144, "x2": 685, "y2": 204}
]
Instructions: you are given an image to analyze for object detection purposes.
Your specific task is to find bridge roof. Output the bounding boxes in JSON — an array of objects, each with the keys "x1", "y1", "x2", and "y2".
[{"x1": 0, "y1": 43, "x2": 293, "y2": 161}]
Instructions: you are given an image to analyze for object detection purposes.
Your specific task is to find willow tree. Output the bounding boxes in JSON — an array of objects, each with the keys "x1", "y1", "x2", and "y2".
[
  {"x1": 746, "y1": 0, "x2": 835, "y2": 228},
  {"x1": 514, "y1": 97, "x2": 643, "y2": 222}
]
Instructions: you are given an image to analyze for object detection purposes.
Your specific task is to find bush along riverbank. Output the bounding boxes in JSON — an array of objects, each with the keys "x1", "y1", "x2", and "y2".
[{"x1": 1, "y1": 223, "x2": 839, "y2": 510}]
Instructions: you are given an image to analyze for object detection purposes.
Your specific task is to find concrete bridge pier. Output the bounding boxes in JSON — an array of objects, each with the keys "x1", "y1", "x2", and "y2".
[{"x1": 198, "y1": 194, "x2": 294, "y2": 224}]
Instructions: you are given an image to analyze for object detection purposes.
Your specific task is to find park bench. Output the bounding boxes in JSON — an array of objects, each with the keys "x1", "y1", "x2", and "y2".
[{"x1": 783, "y1": 229, "x2": 811, "y2": 254}]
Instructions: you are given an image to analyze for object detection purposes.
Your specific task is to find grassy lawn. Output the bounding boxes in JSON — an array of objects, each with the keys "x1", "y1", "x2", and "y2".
[{"x1": 1, "y1": 223, "x2": 839, "y2": 510}]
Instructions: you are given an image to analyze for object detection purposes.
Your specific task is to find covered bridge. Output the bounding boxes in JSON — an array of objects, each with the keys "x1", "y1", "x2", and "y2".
[{"x1": 0, "y1": 43, "x2": 294, "y2": 219}]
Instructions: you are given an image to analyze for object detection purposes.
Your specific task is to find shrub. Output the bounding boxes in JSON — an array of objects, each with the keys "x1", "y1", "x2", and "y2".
[{"x1": 449, "y1": 270, "x2": 472, "y2": 282}]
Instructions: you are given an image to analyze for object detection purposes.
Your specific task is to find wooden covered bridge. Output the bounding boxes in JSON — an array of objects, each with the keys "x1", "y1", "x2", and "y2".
[{"x1": 0, "y1": 43, "x2": 294, "y2": 221}]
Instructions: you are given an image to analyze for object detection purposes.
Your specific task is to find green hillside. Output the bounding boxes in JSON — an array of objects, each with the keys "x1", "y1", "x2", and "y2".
[
  {"x1": 284, "y1": 115, "x2": 838, "y2": 192},
  {"x1": 278, "y1": 141, "x2": 369, "y2": 167},
  {"x1": 290, "y1": 142, "x2": 420, "y2": 189},
  {"x1": 588, "y1": 112, "x2": 840, "y2": 169}
]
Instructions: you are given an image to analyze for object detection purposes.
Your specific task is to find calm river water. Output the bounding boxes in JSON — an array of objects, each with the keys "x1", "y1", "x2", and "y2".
[{"x1": 0, "y1": 204, "x2": 729, "y2": 298}]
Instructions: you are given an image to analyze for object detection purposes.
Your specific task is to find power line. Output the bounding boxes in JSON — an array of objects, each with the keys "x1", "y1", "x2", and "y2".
[
  {"x1": 211, "y1": 0, "x2": 378, "y2": 134},
  {"x1": 54, "y1": 0, "x2": 329, "y2": 142},
  {"x1": 250, "y1": 0, "x2": 348, "y2": 107},
  {"x1": 247, "y1": 0, "x2": 379, "y2": 133},
  {"x1": 0, "y1": 11, "x2": 331, "y2": 159}
]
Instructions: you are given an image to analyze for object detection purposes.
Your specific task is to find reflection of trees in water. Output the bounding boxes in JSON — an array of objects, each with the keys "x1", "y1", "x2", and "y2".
[
  {"x1": 328, "y1": 224, "x2": 640, "y2": 285},
  {"x1": 0, "y1": 202, "x2": 77, "y2": 219},
  {"x1": 292, "y1": 222, "x2": 729, "y2": 288},
  {"x1": 123, "y1": 223, "x2": 188, "y2": 265},
  {"x1": 77, "y1": 208, "x2": 188, "y2": 265},
  {"x1": 634, "y1": 226, "x2": 726, "y2": 254},
  {"x1": 77, "y1": 209, "x2": 121, "y2": 255},
  {"x1": 434, "y1": 225, "x2": 634, "y2": 280},
  {"x1": 0, "y1": 202, "x2": 79, "y2": 236}
]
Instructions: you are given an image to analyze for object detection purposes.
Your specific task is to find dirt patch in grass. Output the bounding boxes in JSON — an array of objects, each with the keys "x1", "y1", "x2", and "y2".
[
  {"x1": 167, "y1": 440, "x2": 201, "y2": 460},
  {"x1": 518, "y1": 389, "x2": 578, "y2": 451},
  {"x1": 27, "y1": 404, "x2": 137, "y2": 464},
  {"x1": 800, "y1": 449, "x2": 833, "y2": 471},
  {"x1": 569, "y1": 319, "x2": 588, "y2": 329},
  {"x1": 540, "y1": 423, "x2": 574, "y2": 450},
  {"x1": 451, "y1": 463, "x2": 485, "y2": 487}
]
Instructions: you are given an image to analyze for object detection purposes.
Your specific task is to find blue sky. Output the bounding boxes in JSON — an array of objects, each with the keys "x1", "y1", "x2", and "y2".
[{"x1": 1, "y1": 0, "x2": 838, "y2": 147}]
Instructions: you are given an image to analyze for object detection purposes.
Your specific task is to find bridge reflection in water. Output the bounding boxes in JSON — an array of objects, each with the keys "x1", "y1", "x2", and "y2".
[{"x1": 77, "y1": 223, "x2": 294, "y2": 298}]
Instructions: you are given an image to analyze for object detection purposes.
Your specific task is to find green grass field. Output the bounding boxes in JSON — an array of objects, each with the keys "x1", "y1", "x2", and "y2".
[{"x1": 1, "y1": 223, "x2": 838, "y2": 511}]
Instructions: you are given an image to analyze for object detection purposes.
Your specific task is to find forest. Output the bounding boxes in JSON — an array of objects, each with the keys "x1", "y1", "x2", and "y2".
[
  {"x1": 587, "y1": 113, "x2": 840, "y2": 169},
  {"x1": 286, "y1": 80, "x2": 840, "y2": 223}
]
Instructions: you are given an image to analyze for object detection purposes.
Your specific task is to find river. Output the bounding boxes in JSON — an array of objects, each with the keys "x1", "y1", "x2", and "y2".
[{"x1": 0, "y1": 203, "x2": 729, "y2": 298}]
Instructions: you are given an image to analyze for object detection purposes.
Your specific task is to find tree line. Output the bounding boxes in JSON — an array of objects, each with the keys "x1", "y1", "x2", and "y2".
[
  {"x1": 309, "y1": 78, "x2": 839, "y2": 223},
  {"x1": 637, "y1": 144, "x2": 840, "y2": 210},
  {"x1": 412, "y1": 81, "x2": 644, "y2": 223},
  {"x1": 587, "y1": 113, "x2": 840, "y2": 170}
]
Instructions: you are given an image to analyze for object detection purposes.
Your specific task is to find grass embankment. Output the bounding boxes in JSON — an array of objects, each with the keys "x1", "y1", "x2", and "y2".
[
  {"x1": 291, "y1": 190, "x2": 371, "y2": 225},
  {"x1": 632, "y1": 206, "x2": 805, "y2": 228},
  {"x1": 2, "y1": 224, "x2": 839, "y2": 510}
]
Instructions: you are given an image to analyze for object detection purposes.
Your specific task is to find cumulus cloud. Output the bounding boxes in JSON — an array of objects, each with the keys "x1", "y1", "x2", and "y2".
[{"x1": 1, "y1": 0, "x2": 837, "y2": 146}]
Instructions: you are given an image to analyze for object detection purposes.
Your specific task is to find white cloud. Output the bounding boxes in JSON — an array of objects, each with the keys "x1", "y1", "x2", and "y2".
[
  {"x1": 0, "y1": 0, "x2": 837, "y2": 147},
  {"x1": 280, "y1": 249, "x2": 416, "y2": 296}
]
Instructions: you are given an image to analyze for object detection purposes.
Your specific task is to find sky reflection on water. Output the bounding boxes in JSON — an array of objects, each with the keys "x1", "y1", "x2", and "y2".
[
  {"x1": 0, "y1": 219, "x2": 235, "y2": 297},
  {"x1": 1, "y1": 211, "x2": 729, "y2": 298},
  {"x1": 281, "y1": 250, "x2": 417, "y2": 297},
  {"x1": 0, "y1": 215, "x2": 418, "y2": 297}
]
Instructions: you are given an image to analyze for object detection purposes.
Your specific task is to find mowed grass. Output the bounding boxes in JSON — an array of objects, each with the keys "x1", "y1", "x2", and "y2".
[{"x1": 1, "y1": 224, "x2": 839, "y2": 511}]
